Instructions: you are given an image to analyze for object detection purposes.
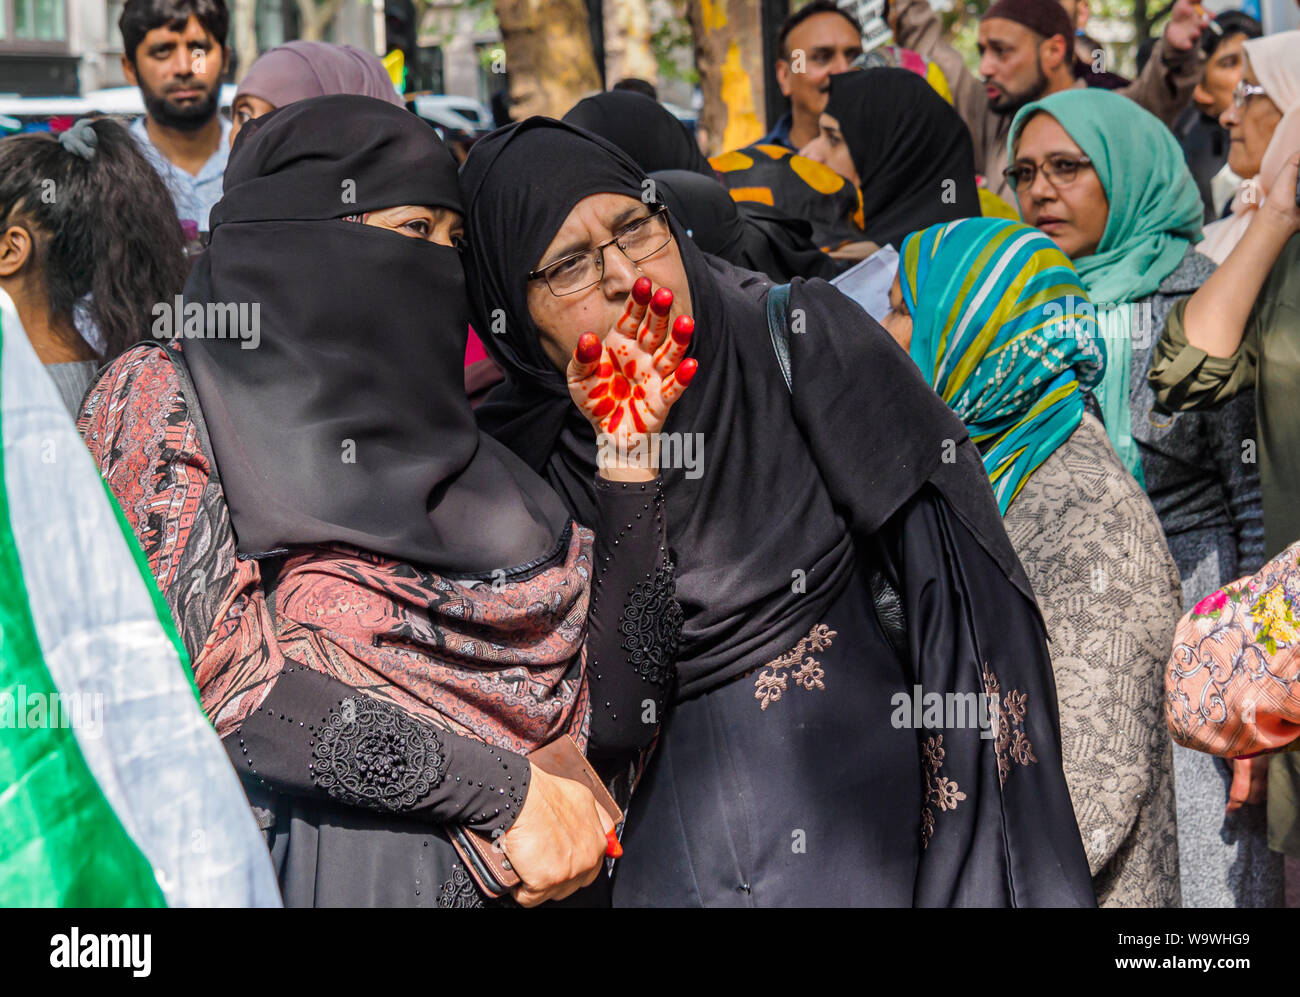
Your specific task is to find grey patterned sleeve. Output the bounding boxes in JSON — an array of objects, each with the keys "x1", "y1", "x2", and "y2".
[
  {"x1": 1001, "y1": 415, "x2": 1183, "y2": 907},
  {"x1": 1204, "y1": 390, "x2": 1268, "y2": 575}
]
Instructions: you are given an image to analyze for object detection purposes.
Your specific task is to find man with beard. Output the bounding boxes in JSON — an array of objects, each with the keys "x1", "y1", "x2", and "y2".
[
  {"x1": 119, "y1": 0, "x2": 230, "y2": 233},
  {"x1": 762, "y1": 0, "x2": 865, "y2": 151},
  {"x1": 890, "y1": 0, "x2": 1208, "y2": 205}
]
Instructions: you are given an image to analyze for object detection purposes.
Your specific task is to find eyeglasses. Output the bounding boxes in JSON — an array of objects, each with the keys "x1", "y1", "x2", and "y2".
[
  {"x1": 1002, "y1": 155, "x2": 1094, "y2": 192},
  {"x1": 1232, "y1": 80, "x2": 1268, "y2": 110},
  {"x1": 528, "y1": 206, "x2": 672, "y2": 296}
]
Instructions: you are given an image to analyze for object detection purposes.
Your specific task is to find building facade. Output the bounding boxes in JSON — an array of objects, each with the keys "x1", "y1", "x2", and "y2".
[{"x1": 0, "y1": 0, "x2": 79, "y2": 94}]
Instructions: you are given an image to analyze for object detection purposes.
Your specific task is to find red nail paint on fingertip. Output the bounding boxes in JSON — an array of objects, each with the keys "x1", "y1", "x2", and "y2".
[
  {"x1": 605, "y1": 829, "x2": 623, "y2": 858},
  {"x1": 671, "y1": 315, "x2": 694, "y2": 344},
  {"x1": 575, "y1": 332, "x2": 602, "y2": 365},
  {"x1": 651, "y1": 287, "x2": 674, "y2": 315},
  {"x1": 676, "y1": 358, "x2": 699, "y2": 386},
  {"x1": 632, "y1": 277, "x2": 653, "y2": 305}
]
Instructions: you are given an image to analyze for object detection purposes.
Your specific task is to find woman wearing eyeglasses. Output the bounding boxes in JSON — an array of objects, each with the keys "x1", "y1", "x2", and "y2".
[
  {"x1": 1195, "y1": 33, "x2": 1300, "y2": 265},
  {"x1": 1150, "y1": 32, "x2": 1300, "y2": 559},
  {"x1": 464, "y1": 118, "x2": 1096, "y2": 907},
  {"x1": 1007, "y1": 89, "x2": 1263, "y2": 597},
  {"x1": 1146, "y1": 30, "x2": 1300, "y2": 889},
  {"x1": 1008, "y1": 88, "x2": 1272, "y2": 908}
]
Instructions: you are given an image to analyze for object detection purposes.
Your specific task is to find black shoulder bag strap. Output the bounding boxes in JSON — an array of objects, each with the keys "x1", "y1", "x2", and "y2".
[{"x1": 765, "y1": 283, "x2": 911, "y2": 666}]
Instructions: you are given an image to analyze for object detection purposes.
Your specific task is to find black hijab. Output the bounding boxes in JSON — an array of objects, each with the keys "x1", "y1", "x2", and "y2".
[
  {"x1": 825, "y1": 68, "x2": 980, "y2": 248},
  {"x1": 649, "y1": 168, "x2": 839, "y2": 282},
  {"x1": 182, "y1": 94, "x2": 571, "y2": 574},
  {"x1": 562, "y1": 90, "x2": 716, "y2": 177},
  {"x1": 464, "y1": 118, "x2": 1032, "y2": 696}
]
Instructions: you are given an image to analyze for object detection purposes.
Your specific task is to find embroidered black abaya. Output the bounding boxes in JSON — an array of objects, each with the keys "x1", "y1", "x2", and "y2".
[{"x1": 462, "y1": 119, "x2": 1095, "y2": 907}]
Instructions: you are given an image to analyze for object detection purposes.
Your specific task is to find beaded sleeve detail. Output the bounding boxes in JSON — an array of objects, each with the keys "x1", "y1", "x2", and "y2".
[
  {"x1": 584, "y1": 475, "x2": 680, "y2": 759},
  {"x1": 311, "y1": 695, "x2": 448, "y2": 812},
  {"x1": 231, "y1": 665, "x2": 530, "y2": 837},
  {"x1": 619, "y1": 555, "x2": 683, "y2": 688}
]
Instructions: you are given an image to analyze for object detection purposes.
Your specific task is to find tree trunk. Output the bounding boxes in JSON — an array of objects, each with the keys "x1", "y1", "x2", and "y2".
[
  {"x1": 296, "y1": 0, "x2": 345, "y2": 42},
  {"x1": 495, "y1": 0, "x2": 603, "y2": 120},
  {"x1": 687, "y1": 0, "x2": 765, "y2": 156},
  {"x1": 1133, "y1": 0, "x2": 1177, "y2": 42},
  {"x1": 232, "y1": 0, "x2": 258, "y2": 82},
  {"x1": 603, "y1": 0, "x2": 657, "y2": 86}
]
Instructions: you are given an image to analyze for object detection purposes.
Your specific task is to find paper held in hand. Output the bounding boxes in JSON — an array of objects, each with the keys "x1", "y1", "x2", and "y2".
[{"x1": 830, "y1": 243, "x2": 900, "y2": 323}]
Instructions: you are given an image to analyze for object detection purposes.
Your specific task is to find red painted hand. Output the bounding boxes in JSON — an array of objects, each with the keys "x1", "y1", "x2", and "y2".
[{"x1": 567, "y1": 276, "x2": 697, "y2": 478}]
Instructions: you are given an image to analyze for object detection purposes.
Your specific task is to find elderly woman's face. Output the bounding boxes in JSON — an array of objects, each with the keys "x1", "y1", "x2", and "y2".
[
  {"x1": 1013, "y1": 112, "x2": 1109, "y2": 260},
  {"x1": 363, "y1": 206, "x2": 465, "y2": 247},
  {"x1": 1221, "y1": 57, "x2": 1283, "y2": 180},
  {"x1": 526, "y1": 192, "x2": 693, "y2": 372},
  {"x1": 229, "y1": 94, "x2": 275, "y2": 147}
]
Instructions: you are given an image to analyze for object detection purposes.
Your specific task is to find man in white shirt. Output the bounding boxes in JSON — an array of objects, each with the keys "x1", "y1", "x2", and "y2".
[{"x1": 119, "y1": 0, "x2": 231, "y2": 233}]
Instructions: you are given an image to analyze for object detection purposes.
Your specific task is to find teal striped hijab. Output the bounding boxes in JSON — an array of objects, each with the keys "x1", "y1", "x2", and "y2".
[{"x1": 899, "y1": 217, "x2": 1104, "y2": 515}]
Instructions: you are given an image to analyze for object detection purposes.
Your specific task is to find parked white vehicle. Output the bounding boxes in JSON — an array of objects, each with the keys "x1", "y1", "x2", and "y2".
[
  {"x1": 0, "y1": 84, "x2": 238, "y2": 124},
  {"x1": 412, "y1": 94, "x2": 494, "y2": 135}
]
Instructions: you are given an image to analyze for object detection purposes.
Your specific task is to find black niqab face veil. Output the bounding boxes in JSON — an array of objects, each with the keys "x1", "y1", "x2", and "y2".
[
  {"x1": 182, "y1": 94, "x2": 571, "y2": 573},
  {"x1": 825, "y1": 68, "x2": 981, "y2": 248}
]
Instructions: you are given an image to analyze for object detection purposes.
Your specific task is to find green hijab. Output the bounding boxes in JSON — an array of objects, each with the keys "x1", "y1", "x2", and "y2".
[{"x1": 1008, "y1": 89, "x2": 1203, "y2": 483}]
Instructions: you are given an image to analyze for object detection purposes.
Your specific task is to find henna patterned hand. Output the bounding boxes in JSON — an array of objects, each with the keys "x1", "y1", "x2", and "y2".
[{"x1": 567, "y1": 276, "x2": 697, "y2": 476}]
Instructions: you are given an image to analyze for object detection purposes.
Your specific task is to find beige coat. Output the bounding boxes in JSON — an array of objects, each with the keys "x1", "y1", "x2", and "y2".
[{"x1": 1003, "y1": 413, "x2": 1184, "y2": 907}]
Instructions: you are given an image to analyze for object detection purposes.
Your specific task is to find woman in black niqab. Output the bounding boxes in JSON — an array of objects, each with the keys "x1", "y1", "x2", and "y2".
[
  {"x1": 464, "y1": 118, "x2": 1095, "y2": 907},
  {"x1": 186, "y1": 94, "x2": 571, "y2": 572},
  {"x1": 84, "y1": 96, "x2": 689, "y2": 908}
]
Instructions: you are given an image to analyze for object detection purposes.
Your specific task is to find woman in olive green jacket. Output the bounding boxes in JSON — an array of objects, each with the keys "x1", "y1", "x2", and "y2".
[{"x1": 1148, "y1": 151, "x2": 1300, "y2": 867}]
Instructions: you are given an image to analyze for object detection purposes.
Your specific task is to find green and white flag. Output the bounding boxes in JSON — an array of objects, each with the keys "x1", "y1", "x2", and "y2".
[{"x1": 0, "y1": 289, "x2": 280, "y2": 907}]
